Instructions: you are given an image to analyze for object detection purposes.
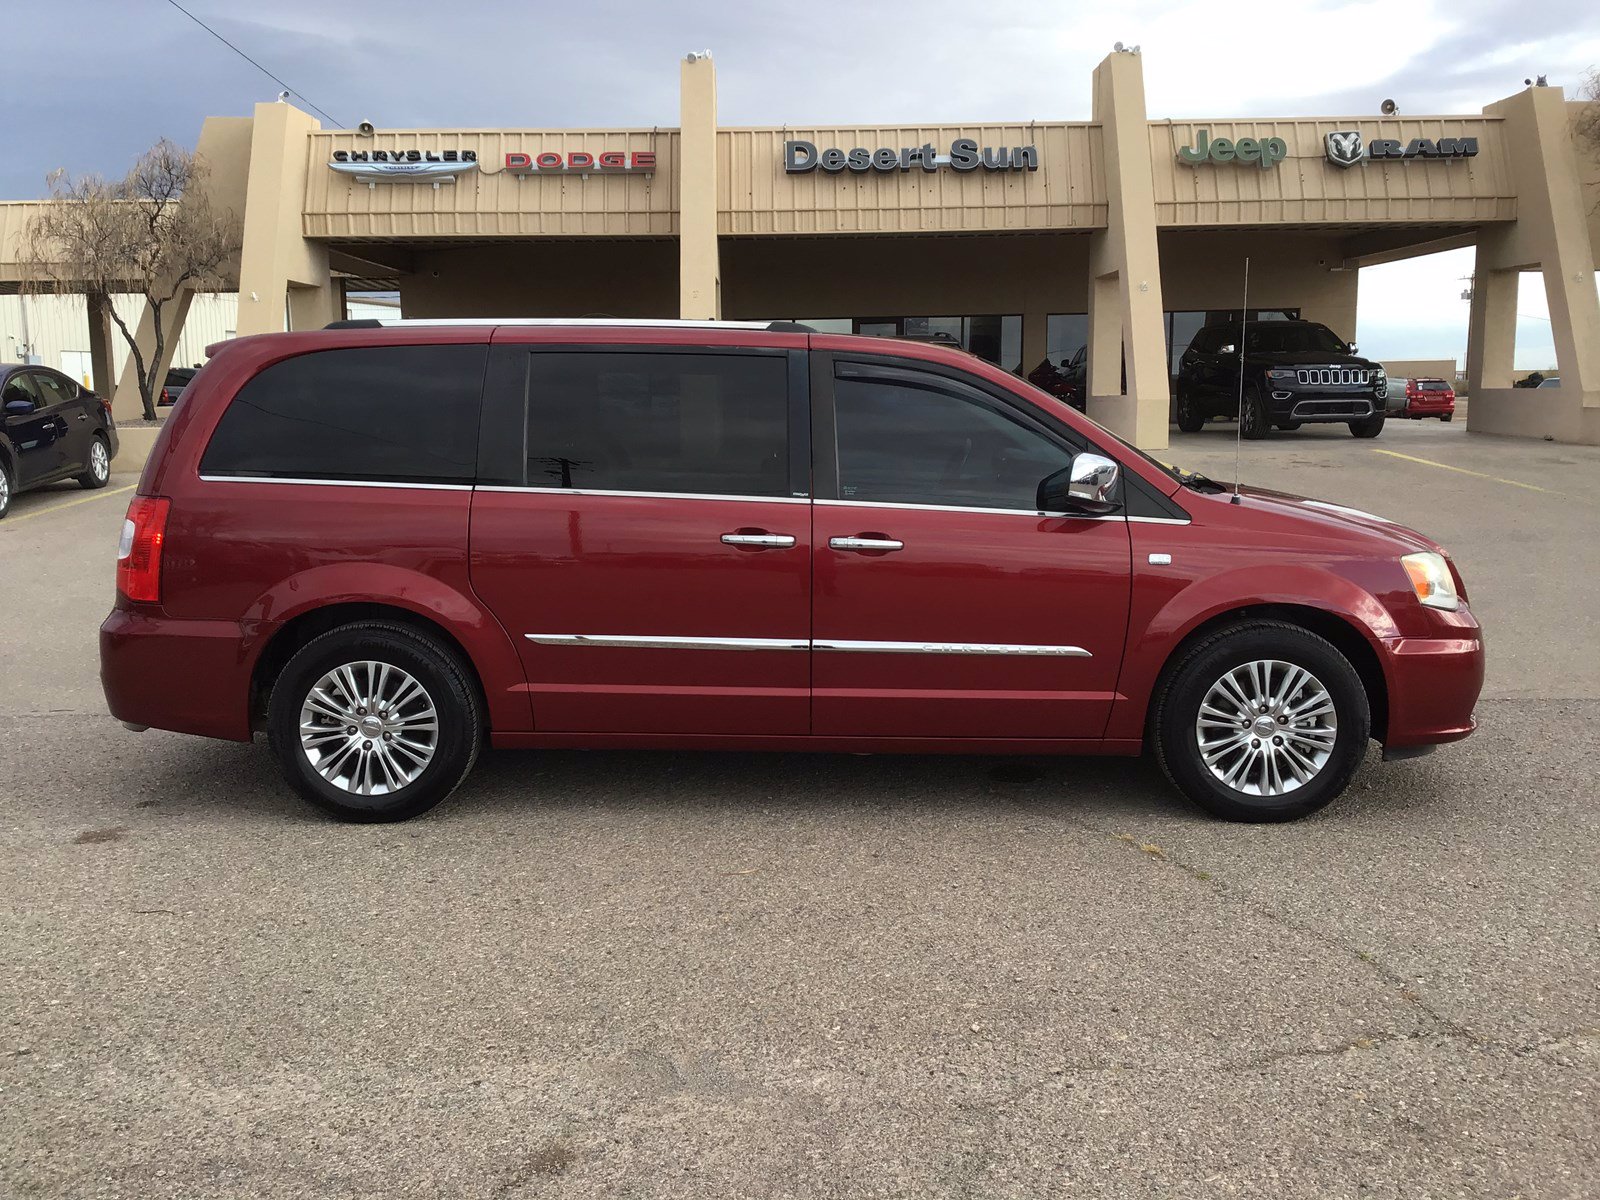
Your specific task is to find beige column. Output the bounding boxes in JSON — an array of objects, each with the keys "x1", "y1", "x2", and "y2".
[
  {"x1": 86, "y1": 291, "x2": 115, "y2": 397},
  {"x1": 1466, "y1": 83, "x2": 1600, "y2": 444},
  {"x1": 678, "y1": 53, "x2": 721, "y2": 319},
  {"x1": 235, "y1": 101, "x2": 334, "y2": 336},
  {"x1": 1464, "y1": 245, "x2": 1517, "y2": 392},
  {"x1": 1085, "y1": 51, "x2": 1169, "y2": 450},
  {"x1": 1021, "y1": 305, "x2": 1048, "y2": 377}
]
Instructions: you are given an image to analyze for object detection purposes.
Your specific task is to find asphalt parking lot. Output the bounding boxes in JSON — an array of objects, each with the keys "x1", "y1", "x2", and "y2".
[{"x1": 3, "y1": 417, "x2": 1597, "y2": 1199}]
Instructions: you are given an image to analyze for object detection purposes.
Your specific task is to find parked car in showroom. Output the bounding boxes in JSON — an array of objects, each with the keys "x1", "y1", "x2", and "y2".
[
  {"x1": 1175, "y1": 320, "x2": 1388, "y2": 438},
  {"x1": 0, "y1": 363, "x2": 117, "y2": 519},
  {"x1": 101, "y1": 320, "x2": 1481, "y2": 826},
  {"x1": 1399, "y1": 377, "x2": 1456, "y2": 421},
  {"x1": 1027, "y1": 347, "x2": 1088, "y2": 411}
]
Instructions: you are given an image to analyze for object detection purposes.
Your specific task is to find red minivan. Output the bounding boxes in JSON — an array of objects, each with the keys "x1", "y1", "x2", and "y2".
[{"x1": 101, "y1": 321, "x2": 1483, "y2": 824}]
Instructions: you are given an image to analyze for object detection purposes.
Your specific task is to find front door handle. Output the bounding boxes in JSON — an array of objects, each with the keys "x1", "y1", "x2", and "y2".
[
  {"x1": 721, "y1": 532, "x2": 796, "y2": 548},
  {"x1": 829, "y1": 536, "x2": 904, "y2": 553}
]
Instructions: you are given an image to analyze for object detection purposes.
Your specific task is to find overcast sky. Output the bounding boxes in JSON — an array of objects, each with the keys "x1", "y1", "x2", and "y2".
[{"x1": 9, "y1": 0, "x2": 1599, "y2": 366}]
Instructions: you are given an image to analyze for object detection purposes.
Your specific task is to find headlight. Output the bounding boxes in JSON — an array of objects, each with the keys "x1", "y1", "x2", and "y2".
[
  {"x1": 1401, "y1": 551, "x2": 1459, "y2": 611},
  {"x1": 1266, "y1": 368, "x2": 1296, "y2": 382},
  {"x1": 1374, "y1": 370, "x2": 1388, "y2": 398}
]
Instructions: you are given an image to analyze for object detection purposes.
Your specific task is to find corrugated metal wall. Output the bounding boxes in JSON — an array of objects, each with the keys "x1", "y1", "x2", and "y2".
[
  {"x1": 0, "y1": 292, "x2": 396, "y2": 384},
  {"x1": 719, "y1": 124, "x2": 1105, "y2": 235},
  {"x1": 302, "y1": 130, "x2": 679, "y2": 239},
  {"x1": 0, "y1": 293, "x2": 237, "y2": 384},
  {"x1": 1152, "y1": 117, "x2": 1515, "y2": 226}
]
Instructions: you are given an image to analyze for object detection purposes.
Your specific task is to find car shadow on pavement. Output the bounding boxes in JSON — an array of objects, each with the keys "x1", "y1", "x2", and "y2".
[{"x1": 136, "y1": 735, "x2": 1200, "y2": 827}]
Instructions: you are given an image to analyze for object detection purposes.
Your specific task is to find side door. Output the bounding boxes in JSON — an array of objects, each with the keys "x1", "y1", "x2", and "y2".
[
  {"x1": 469, "y1": 342, "x2": 813, "y2": 736},
  {"x1": 1, "y1": 371, "x2": 61, "y2": 485},
  {"x1": 811, "y1": 355, "x2": 1132, "y2": 740},
  {"x1": 30, "y1": 370, "x2": 92, "y2": 472}
]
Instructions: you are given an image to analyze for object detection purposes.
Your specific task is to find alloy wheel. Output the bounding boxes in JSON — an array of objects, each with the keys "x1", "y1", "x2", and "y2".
[
  {"x1": 1195, "y1": 659, "x2": 1336, "y2": 796},
  {"x1": 91, "y1": 440, "x2": 109, "y2": 482},
  {"x1": 298, "y1": 660, "x2": 439, "y2": 795}
]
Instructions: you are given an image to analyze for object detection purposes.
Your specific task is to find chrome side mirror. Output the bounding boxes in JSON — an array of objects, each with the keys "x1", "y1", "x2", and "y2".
[
  {"x1": 1037, "y1": 452, "x2": 1121, "y2": 515},
  {"x1": 1219, "y1": 343, "x2": 1237, "y2": 355},
  {"x1": 1347, "y1": 342, "x2": 1359, "y2": 354}
]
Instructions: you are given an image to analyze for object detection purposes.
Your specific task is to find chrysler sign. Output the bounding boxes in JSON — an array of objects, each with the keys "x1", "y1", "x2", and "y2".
[
  {"x1": 784, "y1": 138, "x2": 1039, "y2": 173},
  {"x1": 330, "y1": 149, "x2": 478, "y2": 185}
]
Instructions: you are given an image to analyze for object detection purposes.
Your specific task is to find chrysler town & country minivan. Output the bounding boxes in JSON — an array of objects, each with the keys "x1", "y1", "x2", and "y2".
[{"x1": 101, "y1": 321, "x2": 1483, "y2": 823}]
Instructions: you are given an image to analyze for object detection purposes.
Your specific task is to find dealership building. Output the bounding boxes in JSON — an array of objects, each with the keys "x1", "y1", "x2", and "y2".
[{"x1": 3, "y1": 50, "x2": 1598, "y2": 447}]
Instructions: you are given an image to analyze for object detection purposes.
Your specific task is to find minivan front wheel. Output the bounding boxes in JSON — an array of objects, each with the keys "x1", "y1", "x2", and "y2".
[
  {"x1": 267, "y1": 621, "x2": 483, "y2": 822},
  {"x1": 1152, "y1": 620, "x2": 1370, "y2": 822}
]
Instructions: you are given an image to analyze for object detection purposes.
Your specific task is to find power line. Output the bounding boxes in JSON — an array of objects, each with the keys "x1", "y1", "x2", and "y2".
[{"x1": 159, "y1": 0, "x2": 345, "y2": 128}]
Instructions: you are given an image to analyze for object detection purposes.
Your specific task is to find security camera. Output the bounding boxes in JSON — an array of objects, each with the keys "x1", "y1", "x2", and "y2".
[
  {"x1": 1380, "y1": 98, "x2": 1398, "y2": 115},
  {"x1": 357, "y1": 120, "x2": 376, "y2": 137}
]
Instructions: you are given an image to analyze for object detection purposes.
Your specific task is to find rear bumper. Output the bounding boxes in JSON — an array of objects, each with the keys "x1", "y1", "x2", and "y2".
[
  {"x1": 1378, "y1": 626, "x2": 1485, "y2": 748},
  {"x1": 99, "y1": 608, "x2": 255, "y2": 741},
  {"x1": 104, "y1": 424, "x2": 120, "y2": 459},
  {"x1": 1404, "y1": 401, "x2": 1455, "y2": 417}
]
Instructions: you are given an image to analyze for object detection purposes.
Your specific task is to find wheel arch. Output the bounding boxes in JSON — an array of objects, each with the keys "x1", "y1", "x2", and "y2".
[
  {"x1": 250, "y1": 602, "x2": 493, "y2": 733},
  {"x1": 1146, "y1": 603, "x2": 1389, "y2": 743}
]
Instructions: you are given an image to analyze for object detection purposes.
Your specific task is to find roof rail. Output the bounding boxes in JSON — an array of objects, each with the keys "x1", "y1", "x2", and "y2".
[{"x1": 323, "y1": 318, "x2": 817, "y2": 333}]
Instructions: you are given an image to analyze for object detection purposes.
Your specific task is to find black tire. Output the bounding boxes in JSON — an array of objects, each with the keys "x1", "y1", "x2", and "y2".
[
  {"x1": 1240, "y1": 385, "x2": 1270, "y2": 440},
  {"x1": 1176, "y1": 387, "x2": 1205, "y2": 433},
  {"x1": 75, "y1": 434, "x2": 111, "y2": 489},
  {"x1": 1349, "y1": 414, "x2": 1386, "y2": 438},
  {"x1": 1275, "y1": 421, "x2": 1302, "y2": 432},
  {"x1": 1151, "y1": 620, "x2": 1370, "y2": 823},
  {"x1": 0, "y1": 456, "x2": 12, "y2": 520},
  {"x1": 267, "y1": 621, "x2": 483, "y2": 822},
  {"x1": 1441, "y1": 414, "x2": 1453, "y2": 423}
]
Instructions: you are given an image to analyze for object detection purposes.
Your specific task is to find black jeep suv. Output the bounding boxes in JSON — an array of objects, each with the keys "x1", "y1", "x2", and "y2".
[{"x1": 1175, "y1": 320, "x2": 1387, "y2": 439}]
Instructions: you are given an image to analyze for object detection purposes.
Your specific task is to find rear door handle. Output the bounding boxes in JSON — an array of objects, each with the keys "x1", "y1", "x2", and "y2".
[
  {"x1": 721, "y1": 532, "x2": 796, "y2": 548},
  {"x1": 829, "y1": 536, "x2": 904, "y2": 553},
  {"x1": 75, "y1": 413, "x2": 89, "y2": 421}
]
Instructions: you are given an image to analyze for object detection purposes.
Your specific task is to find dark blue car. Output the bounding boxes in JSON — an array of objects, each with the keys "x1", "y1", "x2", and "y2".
[{"x1": 0, "y1": 363, "x2": 119, "y2": 519}]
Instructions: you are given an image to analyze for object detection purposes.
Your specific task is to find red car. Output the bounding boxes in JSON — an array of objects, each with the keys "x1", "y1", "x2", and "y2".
[
  {"x1": 1401, "y1": 377, "x2": 1456, "y2": 420},
  {"x1": 101, "y1": 321, "x2": 1483, "y2": 824}
]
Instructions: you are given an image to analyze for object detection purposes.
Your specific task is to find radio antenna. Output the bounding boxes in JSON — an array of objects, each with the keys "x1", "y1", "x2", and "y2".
[{"x1": 1231, "y1": 257, "x2": 1249, "y2": 504}]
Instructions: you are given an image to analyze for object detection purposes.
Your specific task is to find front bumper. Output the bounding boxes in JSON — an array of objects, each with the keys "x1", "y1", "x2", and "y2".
[
  {"x1": 100, "y1": 608, "x2": 255, "y2": 741},
  {"x1": 1267, "y1": 391, "x2": 1385, "y2": 422},
  {"x1": 1378, "y1": 623, "x2": 1485, "y2": 748}
]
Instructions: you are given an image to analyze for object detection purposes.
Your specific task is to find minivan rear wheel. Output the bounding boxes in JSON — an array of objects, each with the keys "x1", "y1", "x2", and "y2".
[
  {"x1": 1151, "y1": 620, "x2": 1370, "y2": 822},
  {"x1": 267, "y1": 621, "x2": 483, "y2": 822}
]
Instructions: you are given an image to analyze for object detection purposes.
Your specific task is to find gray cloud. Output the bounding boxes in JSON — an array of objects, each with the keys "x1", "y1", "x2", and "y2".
[{"x1": 11, "y1": 0, "x2": 1594, "y2": 196}]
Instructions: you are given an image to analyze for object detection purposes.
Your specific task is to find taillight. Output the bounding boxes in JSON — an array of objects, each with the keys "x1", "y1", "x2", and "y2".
[
  {"x1": 117, "y1": 496, "x2": 171, "y2": 604},
  {"x1": 160, "y1": 388, "x2": 170, "y2": 404},
  {"x1": 100, "y1": 398, "x2": 114, "y2": 424}
]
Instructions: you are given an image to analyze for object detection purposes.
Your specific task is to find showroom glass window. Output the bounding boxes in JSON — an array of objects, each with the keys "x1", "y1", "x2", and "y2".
[
  {"x1": 523, "y1": 352, "x2": 790, "y2": 497},
  {"x1": 199, "y1": 345, "x2": 487, "y2": 483},
  {"x1": 832, "y1": 365, "x2": 1072, "y2": 511}
]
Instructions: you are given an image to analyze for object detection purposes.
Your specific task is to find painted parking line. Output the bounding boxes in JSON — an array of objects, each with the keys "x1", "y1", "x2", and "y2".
[
  {"x1": 3, "y1": 483, "x2": 135, "y2": 527},
  {"x1": 1371, "y1": 449, "x2": 1556, "y2": 495}
]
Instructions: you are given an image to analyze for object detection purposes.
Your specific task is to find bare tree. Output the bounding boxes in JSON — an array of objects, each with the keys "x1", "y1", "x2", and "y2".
[
  {"x1": 20, "y1": 140, "x2": 239, "y2": 420},
  {"x1": 1576, "y1": 68, "x2": 1600, "y2": 191}
]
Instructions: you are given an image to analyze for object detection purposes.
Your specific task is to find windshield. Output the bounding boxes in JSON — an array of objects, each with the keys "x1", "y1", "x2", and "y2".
[{"x1": 1244, "y1": 324, "x2": 1348, "y2": 355}]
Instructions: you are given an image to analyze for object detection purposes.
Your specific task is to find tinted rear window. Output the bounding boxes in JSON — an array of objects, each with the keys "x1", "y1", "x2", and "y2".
[
  {"x1": 521, "y1": 351, "x2": 790, "y2": 496},
  {"x1": 200, "y1": 345, "x2": 487, "y2": 483},
  {"x1": 1419, "y1": 380, "x2": 1450, "y2": 391}
]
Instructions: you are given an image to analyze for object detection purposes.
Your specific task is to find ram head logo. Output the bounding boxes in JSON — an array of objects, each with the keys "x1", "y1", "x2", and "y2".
[{"x1": 1325, "y1": 130, "x2": 1365, "y2": 168}]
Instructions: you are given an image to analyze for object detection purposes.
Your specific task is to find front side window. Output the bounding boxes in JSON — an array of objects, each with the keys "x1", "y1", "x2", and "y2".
[
  {"x1": 32, "y1": 372, "x2": 77, "y2": 405},
  {"x1": 2, "y1": 372, "x2": 41, "y2": 409},
  {"x1": 523, "y1": 352, "x2": 790, "y2": 497},
  {"x1": 832, "y1": 366, "x2": 1073, "y2": 511},
  {"x1": 200, "y1": 345, "x2": 487, "y2": 483}
]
